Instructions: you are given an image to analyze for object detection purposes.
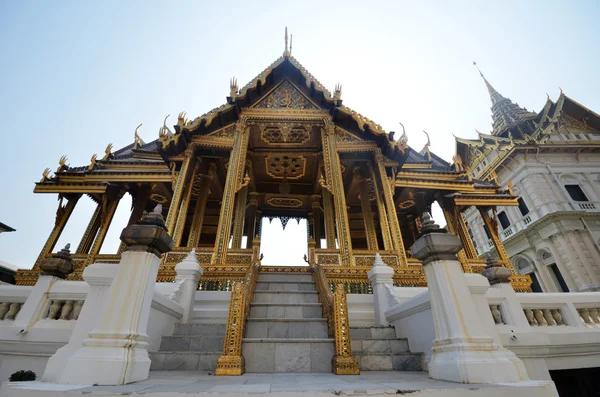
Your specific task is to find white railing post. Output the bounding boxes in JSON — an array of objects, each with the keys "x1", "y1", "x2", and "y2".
[
  {"x1": 368, "y1": 253, "x2": 395, "y2": 326},
  {"x1": 58, "y1": 205, "x2": 174, "y2": 385},
  {"x1": 43, "y1": 263, "x2": 118, "y2": 382},
  {"x1": 173, "y1": 249, "x2": 203, "y2": 323},
  {"x1": 411, "y1": 213, "x2": 529, "y2": 384}
]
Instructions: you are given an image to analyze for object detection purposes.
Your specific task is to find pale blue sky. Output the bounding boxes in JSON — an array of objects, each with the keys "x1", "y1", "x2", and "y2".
[{"x1": 1, "y1": 1, "x2": 598, "y2": 269}]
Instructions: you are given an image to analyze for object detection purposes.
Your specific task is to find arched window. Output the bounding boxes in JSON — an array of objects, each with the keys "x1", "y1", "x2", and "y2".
[
  {"x1": 538, "y1": 249, "x2": 552, "y2": 263},
  {"x1": 514, "y1": 256, "x2": 533, "y2": 275}
]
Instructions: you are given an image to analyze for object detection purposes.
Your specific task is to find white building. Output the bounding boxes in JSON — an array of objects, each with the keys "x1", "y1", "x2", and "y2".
[{"x1": 456, "y1": 70, "x2": 600, "y2": 292}]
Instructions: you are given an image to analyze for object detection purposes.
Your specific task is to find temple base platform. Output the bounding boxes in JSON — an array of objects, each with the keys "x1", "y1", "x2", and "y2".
[{"x1": 1, "y1": 371, "x2": 558, "y2": 396}]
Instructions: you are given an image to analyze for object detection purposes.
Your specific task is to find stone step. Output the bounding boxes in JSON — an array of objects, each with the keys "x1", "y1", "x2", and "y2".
[
  {"x1": 257, "y1": 273, "x2": 313, "y2": 283},
  {"x1": 250, "y1": 303, "x2": 322, "y2": 319},
  {"x1": 356, "y1": 352, "x2": 423, "y2": 371},
  {"x1": 246, "y1": 318, "x2": 329, "y2": 339},
  {"x1": 159, "y1": 335, "x2": 224, "y2": 353},
  {"x1": 255, "y1": 281, "x2": 316, "y2": 292},
  {"x1": 172, "y1": 323, "x2": 226, "y2": 337},
  {"x1": 253, "y1": 290, "x2": 319, "y2": 304},
  {"x1": 350, "y1": 326, "x2": 396, "y2": 340},
  {"x1": 351, "y1": 338, "x2": 410, "y2": 354},
  {"x1": 242, "y1": 339, "x2": 335, "y2": 373},
  {"x1": 150, "y1": 352, "x2": 220, "y2": 371}
]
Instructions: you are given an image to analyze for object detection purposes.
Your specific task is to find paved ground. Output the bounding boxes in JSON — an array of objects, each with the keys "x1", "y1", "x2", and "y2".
[{"x1": 5, "y1": 371, "x2": 501, "y2": 394}]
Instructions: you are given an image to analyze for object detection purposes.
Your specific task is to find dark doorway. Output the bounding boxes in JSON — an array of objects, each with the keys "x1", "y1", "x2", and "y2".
[{"x1": 550, "y1": 367, "x2": 600, "y2": 396}]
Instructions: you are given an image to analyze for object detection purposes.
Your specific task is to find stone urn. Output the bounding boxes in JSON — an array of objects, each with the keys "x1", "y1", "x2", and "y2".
[
  {"x1": 119, "y1": 204, "x2": 174, "y2": 257},
  {"x1": 40, "y1": 244, "x2": 74, "y2": 278},
  {"x1": 481, "y1": 254, "x2": 512, "y2": 285}
]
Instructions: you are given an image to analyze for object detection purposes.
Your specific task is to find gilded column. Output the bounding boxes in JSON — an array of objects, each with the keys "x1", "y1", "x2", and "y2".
[
  {"x1": 244, "y1": 192, "x2": 259, "y2": 248},
  {"x1": 369, "y1": 165, "x2": 393, "y2": 250},
  {"x1": 254, "y1": 210, "x2": 262, "y2": 240},
  {"x1": 187, "y1": 164, "x2": 215, "y2": 248},
  {"x1": 173, "y1": 161, "x2": 200, "y2": 247},
  {"x1": 165, "y1": 148, "x2": 195, "y2": 236},
  {"x1": 310, "y1": 195, "x2": 323, "y2": 248},
  {"x1": 375, "y1": 149, "x2": 406, "y2": 265},
  {"x1": 321, "y1": 120, "x2": 353, "y2": 266},
  {"x1": 211, "y1": 119, "x2": 250, "y2": 265},
  {"x1": 76, "y1": 204, "x2": 101, "y2": 254},
  {"x1": 442, "y1": 207, "x2": 472, "y2": 273},
  {"x1": 355, "y1": 168, "x2": 378, "y2": 250},
  {"x1": 479, "y1": 209, "x2": 515, "y2": 274},
  {"x1": 231, "y1": 185, "x2": 248, "y2": 249},
  {"x1": 322, "y1": 190, "x2": 337, "y2": 249},
  {"x1": 84, "y1": 193, "x2": 122, "y2": 266},
  {"x1": 33, "y1": 194, "x2": 81, "y2": 270}
]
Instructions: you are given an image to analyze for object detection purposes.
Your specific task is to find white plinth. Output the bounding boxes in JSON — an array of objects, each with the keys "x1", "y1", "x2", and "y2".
[
  {"x1": 368, "y1": 253, "x2": 395, "y2": 326},
  {"x1": 425, "y1": 259, "x2": 529, "y2": 384},
  {"x1": 59, "y1": 251, "x2": 160, "y2": 385},
  {"x1": 43, "y1": 263, "x2": 118, "y2": 382}
]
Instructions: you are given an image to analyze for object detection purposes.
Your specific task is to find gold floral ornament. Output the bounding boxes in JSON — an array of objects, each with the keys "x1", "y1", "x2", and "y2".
[
  {"x1": 228, "y1": 77, "x2": 238, "y2": 102},
  {"x1": 103, "y1": 143, "x2": 113, "y2": 161},
  {"x1": 177, "y1": 111, "x2": 187, "y2": 127},
  {"x1": 56, "y1": 155, "x2": 69, "y2": 173},
  {"x1": 452, "y1": 154, "x2": 465, "y2": 172},
  {"x1": 88, "y1": 154, "x2": 98, "y2": 171},
  {"x1": 40, "y1": 168, "x2": 51, "y2": 183}
]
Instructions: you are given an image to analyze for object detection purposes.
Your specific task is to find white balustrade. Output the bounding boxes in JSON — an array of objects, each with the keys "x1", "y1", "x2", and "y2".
[
  {"x1": 489, "y1": 304, "x2": 506, "y2": 325},
  {"x1": 0, "y1": 302, "x2": 22, "y2": 320},
  {"x1": 522, "y1": 308, "x2": 565, "y2": 326},
  {"x1": 503, "y1": 228, "x2": 514, "y2": 239},
  {"x1": 577, "y1": 307, "x2": 600, "y2": 327},
  {"x1": 578, "y1": 202, "x2": 597, "y2": 210},
  {"x1": 523, "y1": 215, "x2": 532, "y2": 225},
  {"x1": 44, "y1": 299, "x2": 84, "y2": 320}
]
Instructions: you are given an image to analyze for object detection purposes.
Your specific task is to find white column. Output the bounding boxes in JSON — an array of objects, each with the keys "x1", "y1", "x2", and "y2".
[
  {"x1": 59, "y1": 206, "x2": 173, "y2": 385},
  {"x1": 43, "y1": 263, "x2": 119, "y2": 382},
  {"x1": 411, "y1": 213, "x2": 529, "y2": 384},
  {"x1": 368, "y1": 253, "x2": 395, "y2": 326},
  {"x1": 173, "y1": 249, "x2": 203, "y2": 323}
]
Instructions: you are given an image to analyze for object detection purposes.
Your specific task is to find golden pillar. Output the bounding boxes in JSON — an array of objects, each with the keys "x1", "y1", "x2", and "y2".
[
  {"x1": 479, "y1": 208, "x2": 516, "y2": 274},
  {"x1": 173, "y1": 161, "x2": 200, "y2": 247},
  {"x1": 244, "y1": 192, "x2": 259, "y2": 249},
  {"x1": 355, "y1": 168, "x2": 378, "y2": 250},
  {"x1": 321, "y1": 120, "x2": 353, "y2": 266},
  {"x1": 231, "y1": 185, "x2": 248, "y2": 249},
  {"x1": 310, "y1": 195, "x2": 323, "y2": 249},
  {"x1": 442, "y1": 207, "x2": 472, "y2": 273},
  {"x1": 322, "y1": 190, "x2": 336, "y2": 249},
  {"x1": 375, "y1": 149, "x2": 406, "y2": 265},
  {"x1": 369, "y1": 165, "x2": 393, "y2": 250},
  {"x1": 33, "y1": 194, "x2": 81, "y2": 270},
  {"x1": 165, "y1": 148, "x2": 195, "y2": 236},
  {"x1": 84, "y1": 192, "x2": 122, "y2": 266},
  {"x1": 211, "y1": 119, "x2": 250, "y2": 265},
  {"x1": 187, "y1": 164, "x2": 215, "y2": 248},
  {"x1": 76, "y1": 204, "x2": 101, "y2": 254}
]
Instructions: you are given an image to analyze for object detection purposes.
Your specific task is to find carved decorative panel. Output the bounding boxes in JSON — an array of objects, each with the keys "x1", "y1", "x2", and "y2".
[
  {"x1": 254, "y1": 80, "x2": 317, "y2": 110},
  {"x1": 260, "y1": 123, "x2": 310, "y2": 145},
  {"x1": 266, "y1": 197, "x2": 303, "y2": 208},
  {"x1": 265, "y1": 154, "x2": 306, "y2": 179}
]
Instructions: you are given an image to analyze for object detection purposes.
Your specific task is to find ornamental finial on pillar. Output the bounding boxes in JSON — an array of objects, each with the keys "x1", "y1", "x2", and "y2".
[
  {"x1": 411, "y1": 213, "x2": 463, "y2": 266},
  {"x1": 120, "y1": 203, "x2": 174, "y2": 257},
  {"x1": 482, "y1": 254, "x2": 512, "y2": 285},
  {"x1": 40, "y1": 243, "x2": 74, "y2": 279}
]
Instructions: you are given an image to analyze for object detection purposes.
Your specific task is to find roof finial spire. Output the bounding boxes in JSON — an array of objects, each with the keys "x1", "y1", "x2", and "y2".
[
  {"x1": 290, "y1": 34, "x2": 293, "y2": 56},
  {"x1": 283, "y1": 27, "x2": 290, "y2": 57},
  {"x1": 473, "y1": 61, "x2": 484, "y2": 78}
]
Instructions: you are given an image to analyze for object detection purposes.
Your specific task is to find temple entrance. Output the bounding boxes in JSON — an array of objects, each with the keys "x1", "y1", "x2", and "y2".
[{"x1": 259, "y1": 217, "x2": 308, "y2": 267}]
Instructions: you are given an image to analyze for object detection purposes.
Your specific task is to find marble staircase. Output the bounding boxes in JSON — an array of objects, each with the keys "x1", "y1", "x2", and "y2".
[
  {"x1": 150, "y1": 323, "x2": 225, "y2": 371},
  {"x1": 242, "y1": 272, "x2": 335, "y2": 373},
  {"x1": 350, "y1": 326, "x2": 423, "y2": 371}
]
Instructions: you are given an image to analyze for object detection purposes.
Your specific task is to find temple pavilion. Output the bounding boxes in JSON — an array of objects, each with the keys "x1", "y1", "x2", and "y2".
[{"x1": 16, "y1": 32, "x2": 531, "y2": 292}]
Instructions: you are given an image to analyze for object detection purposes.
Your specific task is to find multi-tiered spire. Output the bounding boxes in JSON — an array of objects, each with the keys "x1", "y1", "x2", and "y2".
[{"x1": 473, "y1": 62, "x2": 537, "y2": 136}]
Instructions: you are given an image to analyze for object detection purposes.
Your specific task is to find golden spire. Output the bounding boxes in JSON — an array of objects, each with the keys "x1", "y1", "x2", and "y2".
[
  {"x1": 283, "y1": 27, "x2": 290, "y2": 57},
  {"x1": 134, "y1": 123, "x2": 144, "y2": 149},
  {"x1": 290, "y1": 34, "x2": 293, "y2": 56}
]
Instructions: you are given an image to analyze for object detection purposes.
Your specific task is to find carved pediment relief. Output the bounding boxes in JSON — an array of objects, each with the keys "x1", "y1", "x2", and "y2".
[
  {"x1": 260, "y1": 123, "x2": 310, "y2": 145},
  {"x1": 253, "y1": 80, "x2": 318, "y2": 110}
]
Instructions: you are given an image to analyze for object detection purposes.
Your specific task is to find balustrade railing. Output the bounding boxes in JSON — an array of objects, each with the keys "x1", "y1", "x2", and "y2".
[
  {"x1": 44, "y1": 299, "x2": 84, "y2": 321},
  {"x1": 311, "y1": 264, "x2": 359, "y2": 375},
  {"x1": 578, "y1": 202, "x2": 597, "y2": 211},
  {"x1": 215, "y1": 238, "x2": 261, "y2": 376},
  {"x1": 577, "y1": 307, "x2": 600, "y2": 327},
  {"x1": 0, "y1": 302, "x2": 22, "y2": 321},
  {"x1": 523, "y1": 308, "x2": 565, "y2": 326}
]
